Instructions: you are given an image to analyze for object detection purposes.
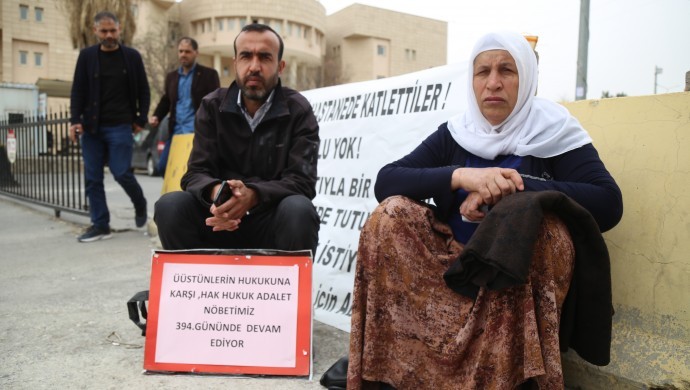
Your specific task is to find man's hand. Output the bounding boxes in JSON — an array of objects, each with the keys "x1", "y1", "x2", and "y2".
[
  {"x1": 132, "y1": 123, "x2": 143, "y2": 135},
  {"x1": 451, "y1": 167, "x2": 523, "y2": 205},
  {"x1": 206, "y1": 180, "x2": 259, "y2": 232},
  {"x1": 69, "y1": 124, "x2": 83, "y2": 143},
  {"x1": 148, "y1": 116, "x2": 159, "y2": 127}
]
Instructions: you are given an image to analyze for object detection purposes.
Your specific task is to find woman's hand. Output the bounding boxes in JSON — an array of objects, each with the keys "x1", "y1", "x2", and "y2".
[
  {"x1": 452, "y1": 167, "x2": 523, "y2": 205},
  {"x1": 206, "y1": 180, "x2": 258, "y2": 232},
  {"x1": 459, "y1": 191, "x2": 487, "y2": 222}
]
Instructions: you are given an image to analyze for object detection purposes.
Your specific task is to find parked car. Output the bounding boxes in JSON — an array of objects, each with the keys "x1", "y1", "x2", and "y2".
[{"x1": 131, "y1": 116, "x2": 169, "y2": 176}]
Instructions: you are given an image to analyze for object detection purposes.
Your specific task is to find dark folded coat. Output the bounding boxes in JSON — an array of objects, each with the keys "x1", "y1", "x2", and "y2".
[{"x1": 443, "y1": 190, "x2": 613, "y2": 366}]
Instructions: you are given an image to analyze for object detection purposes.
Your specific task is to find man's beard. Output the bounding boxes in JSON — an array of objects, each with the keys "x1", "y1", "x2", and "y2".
[
  {"x1": 100, "y1": 38, "x2": 119, "y2": 50},
  {"x1": 239, "y1": 72, "x2": 279, "y2": 101}
]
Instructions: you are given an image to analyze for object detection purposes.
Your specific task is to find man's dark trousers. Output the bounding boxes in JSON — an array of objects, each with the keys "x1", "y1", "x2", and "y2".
[
  {"x1": 154, "y1": 191, "x2": 319, "y2": 255},
  {"x1": 82, "y1": 124, "x2": 147, "y2": 229}
]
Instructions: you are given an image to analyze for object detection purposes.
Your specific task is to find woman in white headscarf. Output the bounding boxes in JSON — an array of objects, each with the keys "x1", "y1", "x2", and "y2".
[{"x1": 345, "y1": 31, "x2": 622, "y2": 389}]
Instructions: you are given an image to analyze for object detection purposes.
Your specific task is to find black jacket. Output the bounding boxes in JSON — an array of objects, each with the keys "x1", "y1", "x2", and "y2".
[
  {"x1": 152, "y1": 63, "x2": 220, "y2": 133},
  {"x1": 181, "y1": 81, "x2": 319, "y2": 213},
  {"x1": 375, "y1": 123, "x2": 623, "y2": 233},
  {"x1": 444, "y1": 191, "x2": 614, "y2": 365},
  {"x1": 70, "y1": 44, "x2": 150, "y2": 133}
]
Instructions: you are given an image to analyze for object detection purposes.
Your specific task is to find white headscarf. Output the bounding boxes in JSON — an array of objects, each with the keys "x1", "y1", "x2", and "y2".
[{"x1": 447, "y1": 31, "x2": 591, "y2": 160}]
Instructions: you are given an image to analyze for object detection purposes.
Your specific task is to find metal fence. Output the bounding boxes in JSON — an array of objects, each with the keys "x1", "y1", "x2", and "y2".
[{"x1": 0, "y1": 111, "x2": 88, "y2": 217}]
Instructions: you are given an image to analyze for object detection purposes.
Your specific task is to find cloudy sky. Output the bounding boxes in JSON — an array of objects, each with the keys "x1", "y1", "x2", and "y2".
[{"x1": 319, "y1": 0, "x2": 690, "y2": 101}]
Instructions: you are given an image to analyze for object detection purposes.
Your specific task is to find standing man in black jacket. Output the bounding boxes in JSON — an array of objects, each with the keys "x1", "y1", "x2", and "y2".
[
  {"x1": 69, "y1": 11, "x2": 149, "y2": 242},
  {"x1": 149, "y1": 37, "x2": 220, "y2": 176},
  {"x1": 154, "y1": 23, "x2": 320, "y2": 255}
]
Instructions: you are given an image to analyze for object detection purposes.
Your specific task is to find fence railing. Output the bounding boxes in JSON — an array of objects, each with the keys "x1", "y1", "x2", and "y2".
[{"x1": 0, "y1": 111, "x2": 88, "y2": 217}]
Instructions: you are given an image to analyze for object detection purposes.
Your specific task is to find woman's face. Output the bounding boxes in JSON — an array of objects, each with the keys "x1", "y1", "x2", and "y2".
[{"x1": 472, "y1": 49, "x2": 519, "y2": 126}]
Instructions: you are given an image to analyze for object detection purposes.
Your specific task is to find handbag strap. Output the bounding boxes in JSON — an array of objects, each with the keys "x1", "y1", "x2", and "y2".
[{"x1": 127, "y1": 290, "x2": 149, "y2": 336}]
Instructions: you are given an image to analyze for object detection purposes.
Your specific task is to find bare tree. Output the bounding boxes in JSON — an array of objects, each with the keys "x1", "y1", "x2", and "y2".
[
  {"x1": 134, "y1": 21, "x2": 178, "y2": 106},
  {"x1": 292, "y1": 65, "x2": 323, "y2": 91},
  {"x1": 322, "y1": 51, "x2": 351, "y2": 87},
  {"x1": 60, "y1": 0, "x2": 137, "y2": 49}
]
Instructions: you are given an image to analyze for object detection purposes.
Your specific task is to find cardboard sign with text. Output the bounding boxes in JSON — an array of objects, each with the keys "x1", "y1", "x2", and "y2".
[{"x1": 144, "y1": 250, "x2": 313, "y2": 376}]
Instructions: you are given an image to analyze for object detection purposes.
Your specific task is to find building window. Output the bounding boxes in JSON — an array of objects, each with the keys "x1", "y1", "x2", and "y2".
[
  {"x1": 35, "y1": 7, "x2": 44, "y2": 22},
  {"x1": 168, "y1": 22, "x2": 181, "y2": 46},
  {"x1": 240, "y1": 18, "x2": 247, "y2": 28},
  {"x1": 223, "y1": 66, "x2": 229, "y2": 77},
  {"x1": 217, "y1": 19, "x2": 224, "y2": 31},
  {"x1": 19, "y1": 51, "x2": 28, "y2": 65},
  {"x1": 8, "y1": 113, "x2": 24, "y2": 124},
  {"x1": 405, "y1": 49, "x2": 417, "y2": 61},
  {"x1": 19, "y1": 4, "x2": 29, "y2": 20},
  {"x1": 34, "y1": 52, "x2": 43, "y2": 66},
  {"x1": 228, "y1": 18, "x2": 235, "y2": 30},
  {"x1": 273, "y1": 20, "x2": 281, "y2": 34},
  {"x1": 288, "y1": 23, "x2": 293, "y2": 36},
  {"x1": 377, "y1": 45, "x2": 386, "y2": 56}
]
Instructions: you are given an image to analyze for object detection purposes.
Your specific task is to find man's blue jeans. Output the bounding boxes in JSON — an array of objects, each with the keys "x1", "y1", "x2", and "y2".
[
  {"x1": 81, "y1": 124, "x2": 146, "y2": 229},
  {"x1": 157, "y1": 138, "x2": 171, "y2": 176}
]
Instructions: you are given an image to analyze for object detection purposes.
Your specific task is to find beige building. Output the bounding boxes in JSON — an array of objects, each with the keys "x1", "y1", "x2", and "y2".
[
  {"x1": 325, "y1": 4, "x2": 447, "y2": 84},
  {"x1": 0, "y1": 0, "x2": 79, "y2": 112},
  {"x1": 0, "y1": 0, "x2": 447, "y2": 116},
  {"x1": 173, "y1": 0, "x2": 328, "y2": 91}
]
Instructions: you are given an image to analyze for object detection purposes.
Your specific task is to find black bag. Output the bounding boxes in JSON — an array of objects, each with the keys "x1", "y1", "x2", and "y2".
[
  {"x1": 127, "y1": 290, "x2": 149, "y2": 336},
  {"x1": 319, "y1": 356, "x2": 348, "y2": 390}
]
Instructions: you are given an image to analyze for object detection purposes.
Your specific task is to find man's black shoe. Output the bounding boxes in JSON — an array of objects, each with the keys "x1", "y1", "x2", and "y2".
[
  {"x1": 77, "y1": 225, "x2": 113, "y2": 243},
  {"x1": 135, "y1": 201, "x2": 147, "y2": 228}
]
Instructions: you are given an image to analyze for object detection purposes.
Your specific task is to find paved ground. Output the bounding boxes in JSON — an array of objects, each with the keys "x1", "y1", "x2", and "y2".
[{"x1": 0, "y1": 172, "x2": 349, "y2": 389}]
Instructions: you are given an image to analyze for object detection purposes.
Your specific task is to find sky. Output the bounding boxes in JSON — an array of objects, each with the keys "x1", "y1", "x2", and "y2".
[{"x1": 318, "y1": 0, "x2": 690, "y2": 102}]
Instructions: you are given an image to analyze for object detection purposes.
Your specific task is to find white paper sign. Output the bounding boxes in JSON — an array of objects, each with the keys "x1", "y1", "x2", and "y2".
[
  {"x1": 145, "y1": 252, "x2": 313, "y2": 376},
  {"x1": 154, "y1": 263, "x2": 299, "y2": 367}
]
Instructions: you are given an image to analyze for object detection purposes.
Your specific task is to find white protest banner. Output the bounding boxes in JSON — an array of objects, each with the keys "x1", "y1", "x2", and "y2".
[
  {"x1": 144, "y1": 250, "x2": 313, "y2": 376},
  {"x1": 302, "y1": 62, "x2": 469, "y2": 331}
]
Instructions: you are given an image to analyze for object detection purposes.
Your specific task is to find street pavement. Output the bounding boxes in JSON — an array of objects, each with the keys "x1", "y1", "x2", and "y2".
[{"x1": 0, "y1": 171, "x2": 349, "y2": 389}]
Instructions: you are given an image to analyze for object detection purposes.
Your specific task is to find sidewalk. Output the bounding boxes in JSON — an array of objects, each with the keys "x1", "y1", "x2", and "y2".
[{"x1": 0, "y1": 175, "x2": 349, "y2": 389}]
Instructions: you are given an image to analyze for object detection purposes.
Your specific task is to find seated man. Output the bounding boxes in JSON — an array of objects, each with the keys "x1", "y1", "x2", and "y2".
[{"x1": 154, "y1": 23, "x2": 320, "y2": 254}]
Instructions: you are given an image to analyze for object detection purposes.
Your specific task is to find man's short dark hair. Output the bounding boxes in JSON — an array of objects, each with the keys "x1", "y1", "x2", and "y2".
[
  {"x1": 233, "y1": 23, "x2": 284, "y2": 61},
  {"x1": 178, "y1": 37, "x2": 199, "y2": 51},
  {"x1": 94, "y1": 11, "x2": 119, "y2": 25}
]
